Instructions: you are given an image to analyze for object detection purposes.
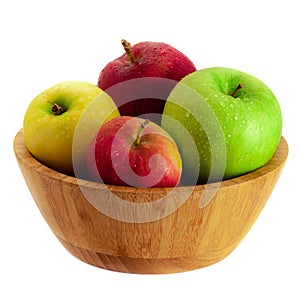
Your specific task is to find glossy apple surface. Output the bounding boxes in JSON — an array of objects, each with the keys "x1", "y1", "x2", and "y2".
[
  {"x1": 97, "y1": 40, "x2": 196, "y2": 123},
  {"x1": 23, "y1": 81, "x2": 119, "y2": 175},
  {"x1": 87, "y1": 116, "x2": 182, "y2": 187},
  {"x1": 162, "y1": 67, "x2": 282, "y2": 183}
]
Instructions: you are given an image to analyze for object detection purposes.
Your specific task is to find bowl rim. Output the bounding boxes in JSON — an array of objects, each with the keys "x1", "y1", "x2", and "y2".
[{"x1": 14, "y1": 129, "x2": 288, "y2": 194}]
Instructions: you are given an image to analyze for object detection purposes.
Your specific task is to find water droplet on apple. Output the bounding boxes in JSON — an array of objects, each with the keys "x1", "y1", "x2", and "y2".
[
  {"x1": 167, "y1": 62, "x2": 173, "y2": 68},
  {"x1": 227, "y1": 134, "x2": 232, "y2": 138},
  {"x1": 234, "y1": 116, "x2": 238, "y2": 121},
  {"x1": 185, "y1": 112, "x2": 190, "y2": 118}
]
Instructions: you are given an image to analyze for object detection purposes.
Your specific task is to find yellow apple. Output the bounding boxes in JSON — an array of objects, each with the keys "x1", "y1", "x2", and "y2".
[{"x1": 23, "y1": 81, "x2": 119, "y2": 176}]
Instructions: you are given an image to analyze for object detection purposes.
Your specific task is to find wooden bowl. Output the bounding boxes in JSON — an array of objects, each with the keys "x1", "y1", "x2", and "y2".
[{"x1": 14, "y1": 130, "x2": 288, "y2": 274}]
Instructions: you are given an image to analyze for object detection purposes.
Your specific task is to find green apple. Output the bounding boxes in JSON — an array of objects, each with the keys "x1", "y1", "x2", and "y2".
[
  {"x1": 161, "y1": 67, "x2": 282, "y2": 184},
  {"x1": 23, "y1": 81, "x2": 119, "y2": 176}
]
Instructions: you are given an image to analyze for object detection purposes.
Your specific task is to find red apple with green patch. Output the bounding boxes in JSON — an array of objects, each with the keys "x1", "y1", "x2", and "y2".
[{"x1": 87, "y1": 116, "x2": 182, "y2": 187}]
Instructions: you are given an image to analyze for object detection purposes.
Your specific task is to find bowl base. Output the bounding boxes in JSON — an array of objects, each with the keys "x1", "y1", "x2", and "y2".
[{"x1": 58, "y1": 237, "x2": 228, "y2": 274}]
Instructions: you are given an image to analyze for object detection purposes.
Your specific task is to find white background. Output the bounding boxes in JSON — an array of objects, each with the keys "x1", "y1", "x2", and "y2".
[{"x1": 1, "y1": 0, "x2": 299, "y2": 299}]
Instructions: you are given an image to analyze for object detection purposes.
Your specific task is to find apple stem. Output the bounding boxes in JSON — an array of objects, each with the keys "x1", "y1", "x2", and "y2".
[
  {"x1": 133, "y1": 119, "x2": 150, "y2": 148},
  {"x1": 52, "y1": 103, "x2": 66, "y2": 115},
  {"x1": 121, "y1": 39, "x2": 136, "y2": 64},
  {"x1": 232, "y1": 83, "x2": 243, "y2": 98}
]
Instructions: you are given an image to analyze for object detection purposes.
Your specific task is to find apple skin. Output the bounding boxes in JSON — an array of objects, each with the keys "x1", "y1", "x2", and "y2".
[
  {"x1": 23, "y1": 81, "x2": 119, "y2": 175},
  {"x1": 162, "y1": 67, "x2": 282, "y2": 183},
  {"x1": 97, "y1": 40, "x2": 196, "y2": 123},
  {"x1": 87, "y1": 116, "x2": 182, "y2": 188}
]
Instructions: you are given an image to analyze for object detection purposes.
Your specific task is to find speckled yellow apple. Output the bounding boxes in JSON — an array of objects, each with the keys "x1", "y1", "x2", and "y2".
[{"x1": 23, "y1": 81, "x2": 119, "y2": 175}]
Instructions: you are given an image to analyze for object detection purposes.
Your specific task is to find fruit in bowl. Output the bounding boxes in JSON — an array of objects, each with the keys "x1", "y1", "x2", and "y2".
[
  {"x1": 162, "y1": 67, "x2": 283, "y2": 184},
  {"x1": 23, "y1": 81, "x2": 119, "y2": 176},
  {"x1": 14, "y1": 41, "x2": 288, "y2": 274},
  {"x1": 97, "y1": 39, "x2": 196, "y2": 123},
  {"x1": 86, "y1": 116, "x2": 182, "y2": 187}
]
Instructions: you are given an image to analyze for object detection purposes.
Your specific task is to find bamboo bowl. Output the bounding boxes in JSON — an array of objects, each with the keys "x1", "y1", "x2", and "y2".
[{"x1": 14, "y1": 130, "x2": 288, "y2": 274}]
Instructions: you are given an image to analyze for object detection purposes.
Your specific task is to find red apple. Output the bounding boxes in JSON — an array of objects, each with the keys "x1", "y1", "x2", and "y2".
[
  {"x1": 97, "y1": 40, "x2": 196, "y2": 124},
  {"x1": 87, "y1": 116, "x2": 182, "y2": 187}
]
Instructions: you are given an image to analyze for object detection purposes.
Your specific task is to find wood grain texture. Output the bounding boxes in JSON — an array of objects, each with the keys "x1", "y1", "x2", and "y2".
[{"x1": 14, "y1": 130, "x2": 288, "y2": 274}]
